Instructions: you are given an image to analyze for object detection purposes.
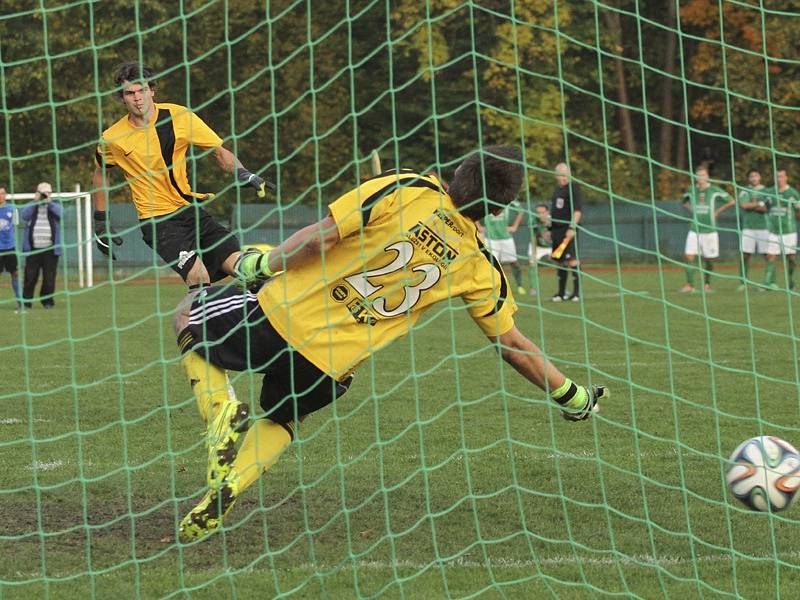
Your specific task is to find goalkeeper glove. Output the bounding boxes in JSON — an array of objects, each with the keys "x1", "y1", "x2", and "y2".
[
  {"x1": 93, "y1": 210, "x2": 123, "y2": 259},
  {"x1": 237, "y1": 167, "x2": 276, "y2": 198},
  {"x1": 551, "y1": 379, "x2": 608, "y2": 422},
  {"x1": 233, "y1": 248, "x2": 277, "y2": 286}
]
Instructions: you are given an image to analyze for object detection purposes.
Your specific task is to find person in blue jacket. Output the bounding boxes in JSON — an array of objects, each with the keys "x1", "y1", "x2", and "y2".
[
  {"x1": 0, "y1": 186, "x2": 23, "y2": 311},
  {"x1": 20, "y1": 182, "x2": 62, "y2": 309}
]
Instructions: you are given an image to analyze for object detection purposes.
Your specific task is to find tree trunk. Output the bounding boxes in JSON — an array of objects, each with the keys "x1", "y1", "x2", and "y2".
[
  {"x1": 602, "y1": 10, "x2": 636, "y2": 154},
  {"x1": 659, "y1": 1, "x2": 678, "y2": 168}
]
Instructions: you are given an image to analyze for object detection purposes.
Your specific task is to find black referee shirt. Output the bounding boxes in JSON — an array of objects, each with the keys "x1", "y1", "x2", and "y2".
[{"x1": 549, "y1": 182, "x2": 583, "y2": 231}]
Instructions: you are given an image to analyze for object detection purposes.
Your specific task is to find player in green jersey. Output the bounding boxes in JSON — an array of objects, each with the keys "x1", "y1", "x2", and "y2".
[
  {"x1": 525, "y1": 202, "x2": 551, "y2": 296},
  {"x1": 680, "y1": 165, "x2": 734, "y2": 293},
  {"x1": 736, "y1": 168, "x2": 769, "y2": 289},
  {"x1": 764, "y1": 168, "x2": 800, "y2": 290},
  {"x1": 479, "y1": 199, "x2": 526, "y2": 295}
]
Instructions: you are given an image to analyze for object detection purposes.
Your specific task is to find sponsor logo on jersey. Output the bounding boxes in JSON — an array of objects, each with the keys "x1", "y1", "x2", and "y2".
[
  {"x1": 434, "y1": 208, "x2": 464, "y2": 237},
  {"x1": 407, "y1": 222, "x2": 459, "y2": 267},
  {"x1": 331, "y1": 284, "x2": 349, "y2": 302}
]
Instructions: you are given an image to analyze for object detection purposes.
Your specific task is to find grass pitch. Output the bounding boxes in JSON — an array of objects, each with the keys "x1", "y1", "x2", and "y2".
[{"x1": 1, "y1": 263, "x2": 799, "y2": 599}]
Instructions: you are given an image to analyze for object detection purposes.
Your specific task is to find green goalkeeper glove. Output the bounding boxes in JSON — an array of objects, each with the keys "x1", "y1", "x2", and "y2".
[
  {"x1": 236, "y1": 167, "x2": 276, "y2": 198},
  {"x1": 233, "y1": 248, "x2": 276, "y2": 286},
  {"x1": 551, "y1": 379, "x2": 608, "y2": 421}
]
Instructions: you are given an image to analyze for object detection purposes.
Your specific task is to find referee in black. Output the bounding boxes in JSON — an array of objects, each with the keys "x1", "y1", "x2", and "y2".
[{"x1": 549, "y1": 162, "x2": 583, "y2": 302}]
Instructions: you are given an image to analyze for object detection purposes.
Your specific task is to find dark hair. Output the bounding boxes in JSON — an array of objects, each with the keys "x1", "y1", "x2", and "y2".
[
  {"x1": 113, "y1": 62, "x2": 157, "y2": 99},
  {"x1": 776, "y1": 167, "x2": 788, "y2": 174},
  {"x1": 535, "y1": 202, "x2": 548, "y2": 210},
  {"x1": 747, "y1": 167, "x2": 760, "y2": 176},
  {"x1": 449, "y1": 145, "x2": 524, "y2": 221}
]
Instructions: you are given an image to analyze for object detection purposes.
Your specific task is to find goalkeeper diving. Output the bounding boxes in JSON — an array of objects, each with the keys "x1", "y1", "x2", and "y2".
[{"x1": 174, "y1": 145, "x2": 608, "y2": 540}]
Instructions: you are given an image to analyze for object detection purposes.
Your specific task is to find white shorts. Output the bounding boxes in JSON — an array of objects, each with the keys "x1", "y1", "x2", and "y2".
[
  {"x1": 741, "y1": 229, "x2": 769, "y2": 254},
  {"x1": 528, "y1": 243, "x2": 551, "y2": 261},
  {"x1": 766, "y1": 232, "x2": 798, "y2": 256},
  {"x1": 684, "y1": 231, "x2": 719, "y2": 259},
  {"x1": 487, "y1": 238, "x2": 518, "y2": 263}
]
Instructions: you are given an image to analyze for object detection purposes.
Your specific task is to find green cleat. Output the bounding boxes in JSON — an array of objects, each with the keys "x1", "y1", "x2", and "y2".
[
  {"x1": 207, "y1": 400, "x2": 250, "y2": 487},
  {"x1": 179, "y1": 479, "x2": 239, "y2": 542}
]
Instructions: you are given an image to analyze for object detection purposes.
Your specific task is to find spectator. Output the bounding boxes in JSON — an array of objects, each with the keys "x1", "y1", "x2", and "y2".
[
  {"x1": 20, "y1": 182, "x2": 62, "y2": 309},
  {"x1": 0, "y1": 186, "x2": 23, "y2": 312}
]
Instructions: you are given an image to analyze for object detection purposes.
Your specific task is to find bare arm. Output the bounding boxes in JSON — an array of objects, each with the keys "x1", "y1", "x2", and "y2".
[
  {"x1": 508, "y1": 210, "x2": 524, "y2": 233},
  {"x1": 715, "y1": 197, "x2": 736, "y2": 219},
  {"x1": 92, "y1": 167, "x2": 108, "y2": 211},
  {"x1": 213, "y1": 145, "x2": 242, "y2": 175},
  {"x1": 487, "y1": 325, "x2": 566, "y2": 392},
  {"x1": 565, "y1": 209, "x2": 582, "y2": 241},
  {"x1": 266, "y1": 214, "x2": 341, "y2": 274}
]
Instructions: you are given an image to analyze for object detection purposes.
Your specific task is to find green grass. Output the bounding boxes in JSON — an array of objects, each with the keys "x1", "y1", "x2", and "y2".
[{"x1": 2, "y1": 263, "x2": 800, "y2": 599}]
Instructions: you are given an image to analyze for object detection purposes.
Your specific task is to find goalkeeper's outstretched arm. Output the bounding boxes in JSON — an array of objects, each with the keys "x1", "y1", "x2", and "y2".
[
  {"x1": 489, "y1": 325, "x2": 606, "y2": 421},
  {"x1": 235, "y1": 215, "x2": 341, "y2": 283}
]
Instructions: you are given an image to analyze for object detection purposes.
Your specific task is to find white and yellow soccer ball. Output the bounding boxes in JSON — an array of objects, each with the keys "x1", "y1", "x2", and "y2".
[{"x1": 726, "y1": 436, "x2": 800, "y2": 512}]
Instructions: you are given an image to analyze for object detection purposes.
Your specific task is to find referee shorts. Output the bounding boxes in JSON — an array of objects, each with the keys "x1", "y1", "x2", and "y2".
[
  {"x1": 140, "y1": 206, "x2": 240, "y2": 283},
  {"x1": 177, "y1": 286, "x2": 352, "y2": 426}
]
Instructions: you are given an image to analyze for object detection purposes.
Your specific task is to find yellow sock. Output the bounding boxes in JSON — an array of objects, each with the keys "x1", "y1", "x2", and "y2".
[
  {"x1": 229, "y1": 419, "x2": 292, "y2": 493},
  {"x1": 181, "y1": 351, "x2": 232, "y2": 424}
]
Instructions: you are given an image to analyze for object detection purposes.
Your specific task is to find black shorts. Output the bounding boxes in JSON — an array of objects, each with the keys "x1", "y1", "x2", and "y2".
[
  {"x1": 140, "y1": 207, "x2": 239, "y2": 282},
  {"x1": 0, "y1": 250, "x2": 17, "y2": 274},
  {"x1": 178, "y1": 286, "x2": 352, "y2": 426},
  {"x1": 551, "y1": 229, "x2": 577, "y2": 262}
]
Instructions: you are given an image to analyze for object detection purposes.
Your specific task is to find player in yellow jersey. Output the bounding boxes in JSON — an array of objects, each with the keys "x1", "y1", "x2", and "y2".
[
  {"x1": 92, "y1": 63, "x2": 271, "y2": 497},
  {"x1": 92, "y1": 62, "x2": 272, "y2": 287},
  {"x1": 172, "y1": 146, "x2": 608, "y2": 540}
]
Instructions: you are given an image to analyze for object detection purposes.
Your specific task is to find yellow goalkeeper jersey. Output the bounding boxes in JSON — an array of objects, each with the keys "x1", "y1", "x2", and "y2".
[
  {"x1": 258, "y1": 171, "x2": 518, "y2": 380},
  {"x1": 95, "y1": 103, "x2": 223, "y2": 219}
]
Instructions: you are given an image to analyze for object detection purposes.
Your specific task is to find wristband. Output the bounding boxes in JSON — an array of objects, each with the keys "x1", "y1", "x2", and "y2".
[
  {"x1": 255, "y1": 250, "x2": 276, "y2": 278},
  {"x1": 236, "y1": 167, "x2": 255, "y2": 185},
  {"x1": 94, "y1": 210, "x2": 107, "y2": 221}
]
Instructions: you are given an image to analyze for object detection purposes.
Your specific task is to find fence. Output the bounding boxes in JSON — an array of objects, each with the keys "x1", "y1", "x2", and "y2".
[{"x1": 7, "y1": 197, "x2": 747, "y2": 282}]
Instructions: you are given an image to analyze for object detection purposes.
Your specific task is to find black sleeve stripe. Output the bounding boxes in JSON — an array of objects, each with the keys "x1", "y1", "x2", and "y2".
[
  {"x1": 361, "y1": 173, "x2": 441, "y2": 226},
  {"x1": 154, "y1": 108, "x2": 194, "y2": 202},
  {"x1": 475, "y1": 231, "x2": 509, "y2": 317},
  {"x1": 95, "y1": 150, "x2": 115, "y2": 169}
]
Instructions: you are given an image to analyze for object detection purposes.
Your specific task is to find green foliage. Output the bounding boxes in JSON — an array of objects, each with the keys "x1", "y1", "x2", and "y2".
[{"x1": 1, "y1": 1, "x2": 798, "y2": 206}]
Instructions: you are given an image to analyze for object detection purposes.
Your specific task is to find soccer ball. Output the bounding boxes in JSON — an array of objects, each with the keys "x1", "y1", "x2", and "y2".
[{"x1": 726, "y1": 436, "x2": 800, "y2": 512}]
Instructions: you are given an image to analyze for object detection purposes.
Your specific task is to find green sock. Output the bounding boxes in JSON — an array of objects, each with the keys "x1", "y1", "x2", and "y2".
[
  {"x1": 703, "y1": 260, "x2": 713, "y2": 285},
  {"x1": 551, "y1": 378, "x2": 588, "y2": 411},
  {"x1": 788, "y1": 259, "x2": 796, "y2": 289},
  {"x1": 528, "y1": 265, "x2": 539, "y2": 290},
  {"x1": 741, "y1": 256, "x2": 749, "y2": 283},
  {"x1": 511, "y1": 263, "x2": 522, "y2": 288},
  {"x1": 685, "y1": 264, "x2": 695, "y2": 286},
  {"x1": 765, "y1": 261, "x2": 776, "y2": 285}
]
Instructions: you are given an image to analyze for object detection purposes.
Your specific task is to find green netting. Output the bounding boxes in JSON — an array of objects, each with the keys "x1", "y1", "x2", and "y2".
[{"x1": 2, "y1": 1, "x2": 800, "y2": 598}]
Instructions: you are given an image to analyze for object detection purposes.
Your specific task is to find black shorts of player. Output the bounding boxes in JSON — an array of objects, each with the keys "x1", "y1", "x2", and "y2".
[
  {"x1": 140, "y1": 206, "x2": 239, "y2": 283},
  {"x1": 550, "y1": 228, "x2": 577, "y2": 262},
  {"x1": 177, "y1": 286, "x2": 352, "y2": 432},
  {"x1": 0, "y1": 249, "x2": 17, "y2": 274}
]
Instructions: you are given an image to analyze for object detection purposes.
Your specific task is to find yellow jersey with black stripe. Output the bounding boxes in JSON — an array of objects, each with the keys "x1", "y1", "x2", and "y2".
[
  {"x1": 258, "y1": 171, "x2": 518, "y2": 380},
  {"x1": 95, "y1": 103, "x2": 223, "y2": 219}
]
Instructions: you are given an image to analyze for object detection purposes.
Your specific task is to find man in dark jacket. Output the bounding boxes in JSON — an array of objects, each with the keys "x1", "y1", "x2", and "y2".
[{"x1": 20, "y1": 182, "x2": 62, "y2": 309}]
